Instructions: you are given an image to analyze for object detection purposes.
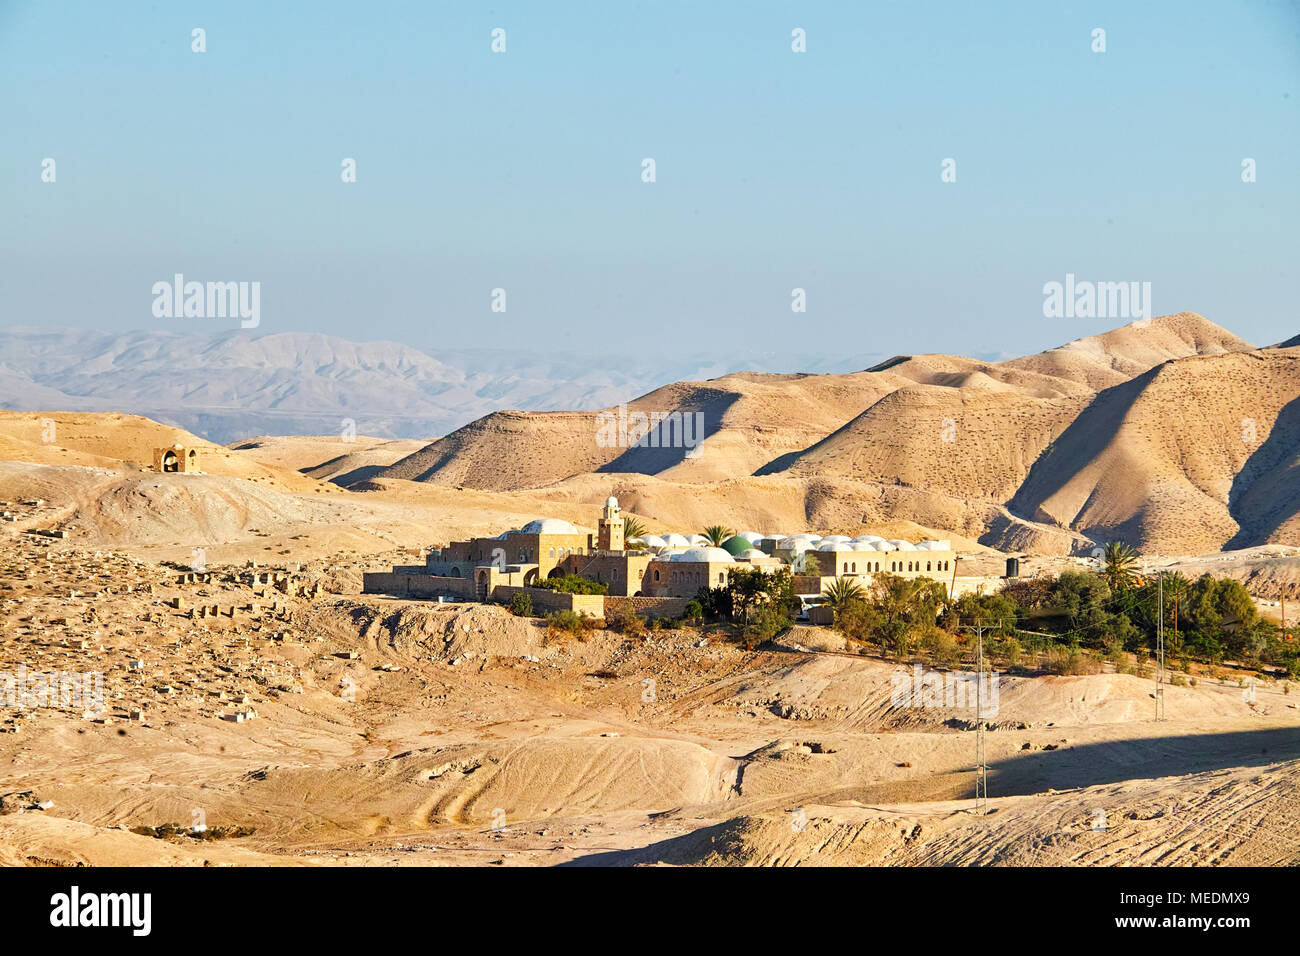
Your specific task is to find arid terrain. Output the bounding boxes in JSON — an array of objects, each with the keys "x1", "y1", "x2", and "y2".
[{"x1": 1, "y1": 315, "x2": 1298, "y2": 866}]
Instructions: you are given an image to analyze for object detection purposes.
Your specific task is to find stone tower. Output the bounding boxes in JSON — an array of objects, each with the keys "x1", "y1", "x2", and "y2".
[{"x1": 597, "y1": 495, "x2": 625, "y2": 552}]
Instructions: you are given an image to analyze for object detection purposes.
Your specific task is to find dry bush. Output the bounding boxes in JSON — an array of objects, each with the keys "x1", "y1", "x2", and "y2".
[{"x1": 1042, "y1": 646, "x2": 1103, "y2": 676}]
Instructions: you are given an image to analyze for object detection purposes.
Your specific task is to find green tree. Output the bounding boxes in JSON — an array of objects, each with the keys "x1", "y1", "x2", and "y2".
[
  {"x1": 622, "y1": 516, "x2": 649, "y2": 542},
  {"x1": 1102, "y1": 541, "x2": 1141, "y2": 592},
  {"x1": 869, "y1": 573, "x2": 949, "y2": 658},
  {"x1": 702, "y1": 525, "x2": 735, "y2": 547},
  {"x1": 1162, "y1": 571, "x2": 1189, "y2": 652},
  {"x1": 822, "y1": 577, "x2": 865, "y2": 614}
]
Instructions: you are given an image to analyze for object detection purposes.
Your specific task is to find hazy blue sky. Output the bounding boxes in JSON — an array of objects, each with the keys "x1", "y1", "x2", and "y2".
[{"x1": 2, "y1": 0, "x2": 1297, "y2": 361}]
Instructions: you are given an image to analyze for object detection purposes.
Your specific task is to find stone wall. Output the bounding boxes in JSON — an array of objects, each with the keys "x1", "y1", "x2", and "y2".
[
  {"x1": 490, "y1": 585, "x2": 605, "y2": 617},
  {"x1": 604, "y1": 595, "x2": 688, "y2": 621},
  {"x1": 362, "y1": 572, "x2": 477, "y2": 600}
]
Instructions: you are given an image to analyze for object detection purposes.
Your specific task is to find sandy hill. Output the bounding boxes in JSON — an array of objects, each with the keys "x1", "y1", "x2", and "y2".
[
  {"x1": 373, "y1": 313, "x2": 1285, "y2": 554},
  {"x1": 379, "y1": 372, "x2": 905, "y2": 491},
  {"x1": 999, "y1": 312, "x2": 1253, "y2": 390},
  {"x1": 229, "y1": 435, "x2": 427, "y2": 486},
  {"x1": 1010, "y1": 349, "x2": 1300, "y2": 553},
  {"x1": 0, "y1": 411, "x2": 342, "y2": 496}
]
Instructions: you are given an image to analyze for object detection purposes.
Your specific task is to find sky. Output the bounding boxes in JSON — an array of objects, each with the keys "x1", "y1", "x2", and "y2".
[{"x1": 2, "y1": 0, "x2": 1297, "y2": 363}]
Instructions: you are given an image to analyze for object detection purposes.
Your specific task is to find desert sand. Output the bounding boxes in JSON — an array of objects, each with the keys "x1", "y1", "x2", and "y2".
[{"x1": 0, "y1": 401, "x2": 1298, "y2": 866}]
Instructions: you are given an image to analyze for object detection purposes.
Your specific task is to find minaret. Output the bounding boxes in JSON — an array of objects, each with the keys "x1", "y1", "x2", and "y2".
[{"x1": 598, "y1": 495, "x2": 625, "y2": 552}]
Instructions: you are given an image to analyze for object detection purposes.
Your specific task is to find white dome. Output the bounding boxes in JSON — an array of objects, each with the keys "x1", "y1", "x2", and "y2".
[
  {"x1": 779, "y1": 537, "x2": 815, "y2": 551},
  {"x1": 640, "y1": 534, "x2": 666, "y2": 548},
  {"x1": 737, "y1": 531, "x2": 764, "y2": 544},
  {"x1": 817, "y1": 542, "x2": 853, "y2": 552},
  {"x1": 738, "y1": 548, "x2": 768, "y2": 560},
  {"x1": 662, "y1": 533, "x2": 692, "y2": 547},
  {"x1": 877, "y1": 541, "x2": 898, "y2": 551},
  {"x1": 888, "y1": 539, "x2": 917, "y2": 551},
  {"x1": 674, "y1": 546, "x2": 734, "y2": 563},
  {"x1": 686, "y1": 534, "x2": 711, "y2": 545},
  {"x1": 521, "y1": 518, "x2": 579, "y2": 535},
  {"x1": 820, "y1": 535, "x2": 851, "y2": 544}
]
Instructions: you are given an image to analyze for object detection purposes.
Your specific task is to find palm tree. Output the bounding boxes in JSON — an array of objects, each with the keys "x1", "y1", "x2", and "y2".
[
  {"x1": 1102, "y1": 541, "x2": 1141, "y2": 592},
  {"x1": 1162, "y1": 571, "x2": 1189, "y2": 652},
  {"x1": 702, "y1": 525, "x2": 734, "y2": 547},
  {"x1": 623, "y1": 516, "x2": 649, "y2": 542},
  {"x1": 822, "y1": 577, "x2": 865, "y2": 614}
]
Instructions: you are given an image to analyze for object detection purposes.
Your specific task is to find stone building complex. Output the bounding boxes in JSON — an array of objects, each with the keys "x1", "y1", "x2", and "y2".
[{"x1": 364, "y1": 496, "x2": 959, "y2": 611}]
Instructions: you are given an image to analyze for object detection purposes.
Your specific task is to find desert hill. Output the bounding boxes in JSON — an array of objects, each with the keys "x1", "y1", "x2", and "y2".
[
  {"x1": 229, "y1": 435, "x2": 427, "y2": 486},
  {"x1": 373, "y1": 313, "x2": 1293, "y2": 554},
  {"x1": 0, "y1": 411, "x2": 343, "y2": 496},
  {"x1": 1010, "y1": 350, "x2": 1300, "y2": 553}
]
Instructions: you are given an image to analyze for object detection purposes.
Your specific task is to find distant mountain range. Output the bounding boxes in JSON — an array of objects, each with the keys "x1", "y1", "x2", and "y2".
[
  {"x1": 0, "y1": 327, "x2": 886, "y2": 443},
  {"x1": 2, "y1": 316, "x2": 1296, "y2": 555}
]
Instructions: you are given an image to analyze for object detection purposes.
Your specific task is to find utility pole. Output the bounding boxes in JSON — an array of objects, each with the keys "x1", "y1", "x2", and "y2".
[
  {"x1": 959, "y1": 617, "x2": 994, "y2": 814},
  {"x1": 1155, "y1": 571, "x2": 1165, "y2": 721}
]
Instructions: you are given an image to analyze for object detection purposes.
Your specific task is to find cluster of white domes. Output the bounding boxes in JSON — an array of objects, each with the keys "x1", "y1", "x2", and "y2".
[
  {"x1": 518, "y1": 518, "x2": 580, "y2": 535},
  {"x1": 615, "y1": 515, "x2": 951, "y2": 564},
  {"x1": 669, "y1": 546, "x2": 735, "y2": 563},
  {"x1": 507, "y1": 502, "x2": 951, "y2": 568}
]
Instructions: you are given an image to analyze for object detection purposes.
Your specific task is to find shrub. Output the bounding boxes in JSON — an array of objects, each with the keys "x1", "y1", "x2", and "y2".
[
  {"x1": 918, "y1": 625, "x2": 961, "y2": 667},
  {"x1": 545, "y1": 609, "x2": 596, "y2": 641},
  {"x1": 1042, "y1": 646, "x2": 1102, "y2": 676},
  {"x1": 742, "y1": 603, "x2": 791, "y2": 650},
  {"x1": 605, "y1": 603, "x2": 646, "y2": 637},
  {"x1": 988, "y1": 634, "x2": 1023, "y2": 670},
  {"x1": 683, "y1": 600, "x2": 704, "y2": 625},
  {"x1": 507, "y1": 591, "x2": 533, "y2": 617},
  {"x1": 536, "y1": 575, "x2": 608, "y2": 595}
]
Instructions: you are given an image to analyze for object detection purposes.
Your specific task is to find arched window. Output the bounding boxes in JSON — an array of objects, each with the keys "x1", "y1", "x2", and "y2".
[
  {"x1": 718, "y1": 572, "x2": 725, "y2": 584},
  {"x1": 927, "y1": 561, "x2": 932, "y2": 572},
  {"x1": 653, "y1": 569, "x2": 660, "y2": 582},
  {"x1": 549, "y1": 547, "x2": 555, "y2": 558}
]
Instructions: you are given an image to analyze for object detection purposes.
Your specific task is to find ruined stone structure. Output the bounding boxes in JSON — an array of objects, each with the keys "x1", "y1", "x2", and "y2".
[{"x1": 153, "y1": 445, "x2": 200, "y2": 474}]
